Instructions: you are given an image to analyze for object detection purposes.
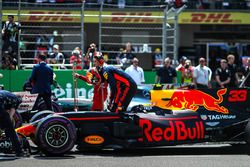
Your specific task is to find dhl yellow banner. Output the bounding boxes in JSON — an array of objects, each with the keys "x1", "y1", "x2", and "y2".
[
  {"x1": 2, "y1": 10, "x2": 250, "y2": 24},
  {"x1": 179, "y1": 12, "x2": 250, "y2": 24}
]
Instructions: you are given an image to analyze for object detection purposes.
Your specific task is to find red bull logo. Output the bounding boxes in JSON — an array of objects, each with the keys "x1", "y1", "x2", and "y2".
[
  {"x1": 138, "y1": 119, "x2": 204, "y2": 142},
  {"x1": 151, "y1": 88, "x2": 229, "y2": 114},
  {"x1": 166, "y1": 88, "x2": 228, "y2": 114}
]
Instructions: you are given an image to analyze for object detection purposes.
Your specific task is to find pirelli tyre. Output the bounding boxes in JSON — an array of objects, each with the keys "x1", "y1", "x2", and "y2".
[
  {"x1": 37, "y1": 101, "x2": 62, "y2": 113},
  {"x1": 35, "y1": 115, "x2": 76, "y2": 156},
  {"x1": 13, "y1": 111, "x2": 23, "y2": 128},
  {"x1": 30, "y1": 110, "x2": 55, "y2": 123}
]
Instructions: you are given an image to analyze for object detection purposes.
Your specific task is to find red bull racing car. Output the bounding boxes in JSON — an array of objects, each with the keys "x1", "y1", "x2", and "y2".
[{"x1": 13, "y1": 85, "x2": 250, "y2": 156}]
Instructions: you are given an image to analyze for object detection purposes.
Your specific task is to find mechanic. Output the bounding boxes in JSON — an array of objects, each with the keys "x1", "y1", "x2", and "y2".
[
  {"x1": 94, "y1": 53, "x2": 137, "y2": 113},
  {"x1": 0, "y1": 90, "x2": 23, "y2": 157},
  {"x1": 74, "y1": 62, "x2": 108, "y2": 111}
]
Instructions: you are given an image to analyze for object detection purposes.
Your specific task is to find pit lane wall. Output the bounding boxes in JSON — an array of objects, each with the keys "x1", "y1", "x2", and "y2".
[{"x1": 0, "y1": 70, "x2": 181, "y2": 98}]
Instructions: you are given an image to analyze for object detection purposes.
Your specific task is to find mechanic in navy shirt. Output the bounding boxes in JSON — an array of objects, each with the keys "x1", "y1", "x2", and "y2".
[
  {"x1": 155, "y1": 57, "x2": 177, "y2": 84},
  {"x1": 94, "y1": 54, "x2": 137, "y2": 113},
  {"x1": 0, "y1": 90, "x2": 23, "y2": 157}
]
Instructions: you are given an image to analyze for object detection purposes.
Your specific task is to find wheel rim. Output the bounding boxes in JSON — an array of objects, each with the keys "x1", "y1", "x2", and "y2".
[{"x1": 45, "y1": 124, "x2": 69, "y2": 148}]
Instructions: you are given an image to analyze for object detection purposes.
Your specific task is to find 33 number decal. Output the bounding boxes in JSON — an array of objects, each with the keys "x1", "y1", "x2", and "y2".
[{"x1": 228, "y1": 90, "x2": 247, "y2": 102}]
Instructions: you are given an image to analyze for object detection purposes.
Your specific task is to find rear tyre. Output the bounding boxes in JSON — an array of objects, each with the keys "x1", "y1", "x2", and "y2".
[
  {"x1": 35, "y1": 115, "x2": 76, "y2": 156},
  {"x1": 30, "y1": 110, "x2": 55, "y2": 123}
]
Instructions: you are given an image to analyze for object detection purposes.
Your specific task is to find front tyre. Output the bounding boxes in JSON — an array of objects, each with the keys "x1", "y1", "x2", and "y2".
[{"x1": 35, "y1": 115, "x2": 76, "y2": 156}]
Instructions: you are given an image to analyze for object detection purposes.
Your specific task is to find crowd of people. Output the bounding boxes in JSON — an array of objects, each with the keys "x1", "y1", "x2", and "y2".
[{"x1": 156, "y1": 55, "x2": 250, "y2": 89}]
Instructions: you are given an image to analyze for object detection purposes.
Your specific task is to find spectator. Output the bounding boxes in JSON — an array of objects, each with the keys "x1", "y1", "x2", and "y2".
[
  {"x1": 2, "y1": 51, "x2": 17, "y2": 70},
  {"x1": 152, "y1": 48, "x2": 163, "y2": 68},
  {"x1": 119, "y1": 42, "x2": 136, "y2": 70},
  {"x1": 70, "y1": 48, "x2": 83, "y2": 70},
  {"x1": 227, "y1": 54, "x2": 239, "y2": 87},
  {"x1": 2, "y1": 15, "x2": 21, "y2": 59},
  {"x1": 155, "y1": 57, "x2": 177, "y2": 84},
  {"x1": 215, "y1": 59, "x2": 231, "y2": 88},
  {"x1": 29, "y1": 54, "x2": 54, "y2": 111},
  {"x1": 182, "y1": 59, "x2": 194, "y2": 84},
  {"x1": 84, "y1": 43, "x2": 97, "y2": 69},
  {"x1": 193, "y1": 57, "x2": 212, "y2": 88},
  {"x1": 176, "y1": 56, "x2": 187, "y2": 83},
  {"x1": 242, "y1": 58, "x2": 250, "y2": 87},
  {"x1": 48, "y1": 44, "x2": 65, "y2": 69},
  {"x1": 125, "y1": 58, "x2": 145, "y2": 85}
]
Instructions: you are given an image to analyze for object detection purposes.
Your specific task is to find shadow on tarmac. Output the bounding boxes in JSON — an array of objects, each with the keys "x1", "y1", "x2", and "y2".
[
  {"x1": 75, "y1": 144, "x2": 250, "y2": 157},
  {"x1": 2, "y1": 144, "x2": 250, "y2": 160}
]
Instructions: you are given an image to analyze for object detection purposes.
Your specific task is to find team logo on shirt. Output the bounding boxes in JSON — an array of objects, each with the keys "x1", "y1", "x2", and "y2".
[{"x1": 103, "y1": 72, "x2": 108, "y2": 80}]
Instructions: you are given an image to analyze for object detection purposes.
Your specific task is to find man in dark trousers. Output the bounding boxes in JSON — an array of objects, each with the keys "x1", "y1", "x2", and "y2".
[
  {"x1": 29, "y1": 54, "x2": 54, "y2": 110},
  {"x1": 94, "y1": 53, "x2": 137, "y2": 113},
  {"x1": 0, "y1": 90, "x2": 23, "y2": 157},
  {"x1": 2, "y1": 15, "x2": 21, "y2": 59}
]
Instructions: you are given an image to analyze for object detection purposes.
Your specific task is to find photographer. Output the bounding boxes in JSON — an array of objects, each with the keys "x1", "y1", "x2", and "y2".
[
  {"x1": 84, "y1": 43, "x2": 97, "y2": 69},
  {"x1": 182, "y1": 59, "x2": 194, "y2": 84},
  {"x1": 2, "y1": 15, "x2": 21, "y2": 59}
]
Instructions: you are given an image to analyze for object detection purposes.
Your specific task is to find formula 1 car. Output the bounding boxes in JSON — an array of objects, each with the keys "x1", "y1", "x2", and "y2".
[{"x1": 15, "y1": 86, "x2": 250, "y2": 156}]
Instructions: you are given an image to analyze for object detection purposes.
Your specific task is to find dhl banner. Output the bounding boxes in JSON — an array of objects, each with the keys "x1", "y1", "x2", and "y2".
[
  {"x1": 2, "y1": 10, "x2": 250, "y2": 24},
  {"x1": 179, "y1": 12, "x2": 250, "y2": 24}
]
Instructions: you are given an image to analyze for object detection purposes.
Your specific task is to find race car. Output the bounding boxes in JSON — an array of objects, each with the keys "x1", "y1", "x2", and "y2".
[{"x1": 15, "y1": 86, "x2": 250, "y2": 156}]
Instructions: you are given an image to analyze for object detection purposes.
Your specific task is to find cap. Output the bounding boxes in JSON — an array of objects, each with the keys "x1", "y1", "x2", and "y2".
[
  {"x1": 72, "y1": 49, "x2": 80, "y2": 55},
  {"x1": 53, "y1": 44, "x2": 59, "y2": 50}
]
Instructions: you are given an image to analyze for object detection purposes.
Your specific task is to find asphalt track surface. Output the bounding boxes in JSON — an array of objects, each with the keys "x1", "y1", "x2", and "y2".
[{"x1": 1, "y1": 144, "x2": 250, "y2": 167}]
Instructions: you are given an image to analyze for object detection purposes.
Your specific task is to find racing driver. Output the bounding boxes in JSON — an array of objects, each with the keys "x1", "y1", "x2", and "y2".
[{"x1": 94, "y1": 53, "x2": 137, "y2": 113}]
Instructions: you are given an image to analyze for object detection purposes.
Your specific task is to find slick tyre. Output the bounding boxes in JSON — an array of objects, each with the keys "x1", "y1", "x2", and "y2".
[
  {"x1": 35, "y1": 116, "x2": 76, "y2": 156},
  {"x1": 38, "y1": 101, "x2": 62, "y2": 113},
  {"x1": 30, "y1": 110, "x2": 55, "y2": 123},
  {"x1": 13, "y1": 111, "x2": 23, "y2": 128}
]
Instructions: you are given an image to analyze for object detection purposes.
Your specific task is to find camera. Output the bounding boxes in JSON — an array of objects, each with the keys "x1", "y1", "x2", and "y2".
[
  {"x1": 89, "y1": 48, "x2": 95, "y2": 54},
  {"x1": 185, "y1": 63, "x2": 190, "y2": 69}
]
